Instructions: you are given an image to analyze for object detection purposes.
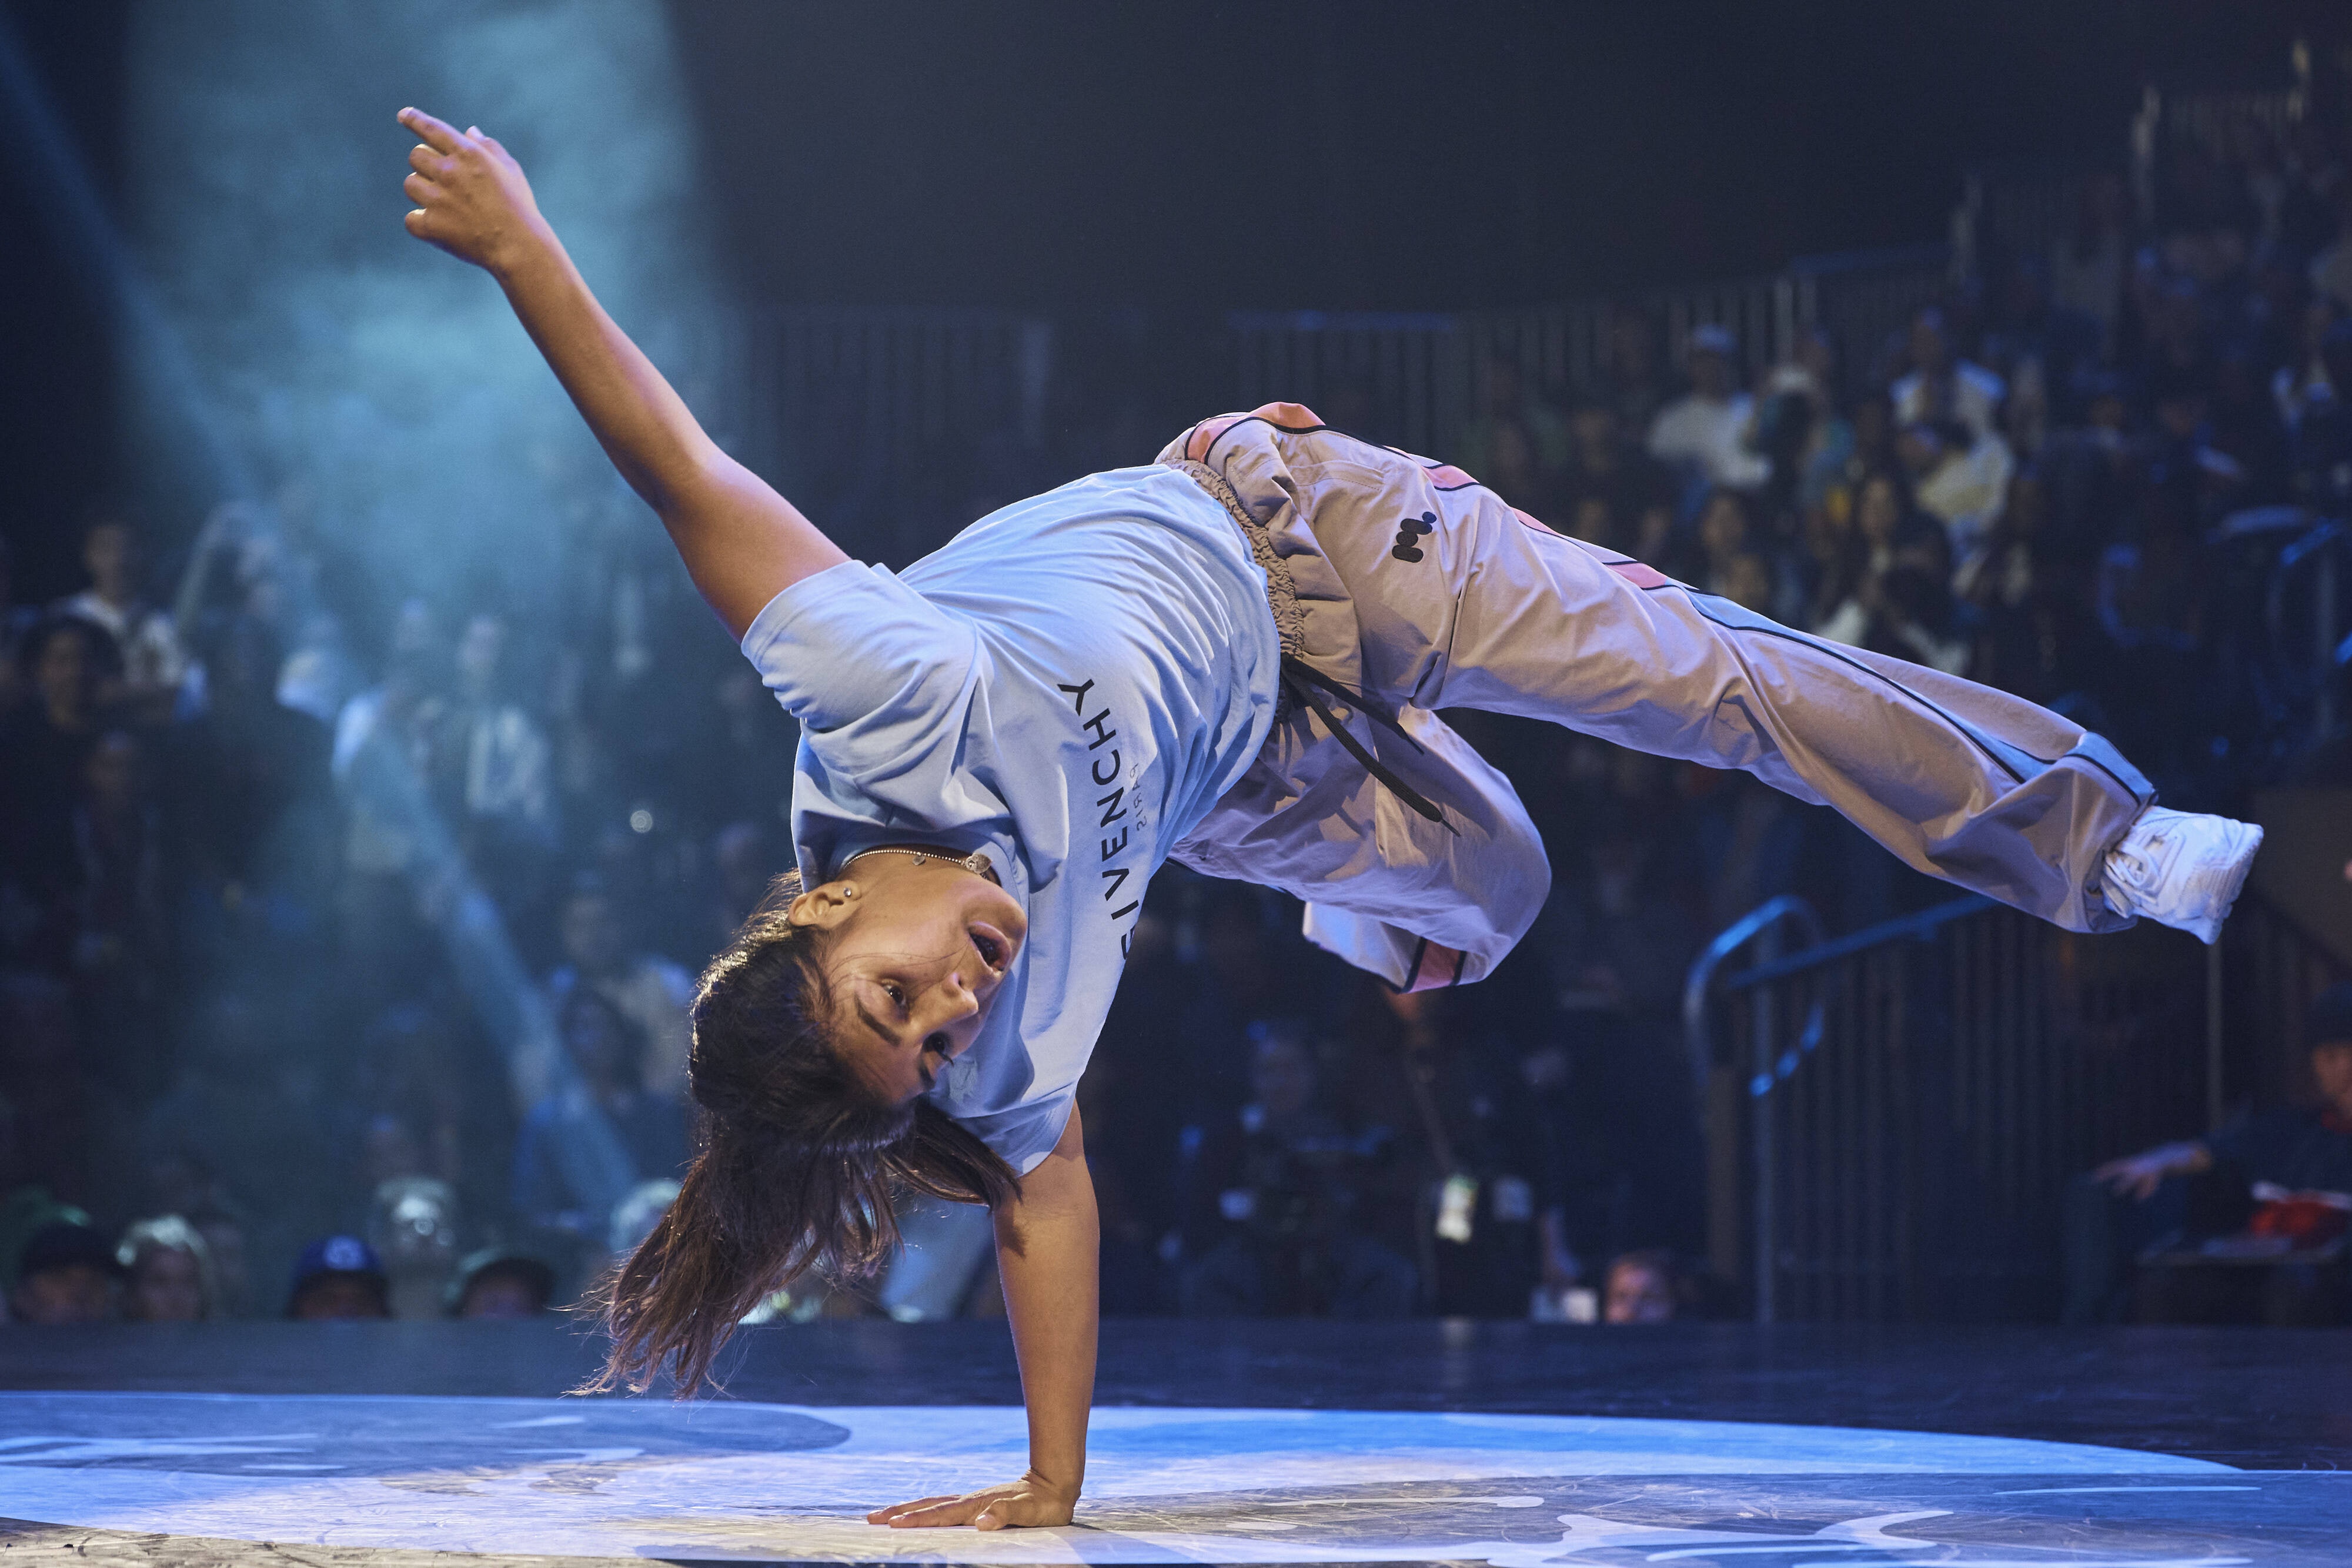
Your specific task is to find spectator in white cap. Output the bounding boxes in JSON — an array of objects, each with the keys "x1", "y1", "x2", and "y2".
[
  {"x1": 1645, "y1": 323, "x2": 1770, "y2": 494},
  {"x1": 1891, "y1": 306, "x2": 2006, "y2": 441}
]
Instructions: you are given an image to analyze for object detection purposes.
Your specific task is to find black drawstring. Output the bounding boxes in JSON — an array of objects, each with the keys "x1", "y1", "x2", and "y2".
[{"x1": 1278, "y1": 656, "x2": 1455, "y2": 833}]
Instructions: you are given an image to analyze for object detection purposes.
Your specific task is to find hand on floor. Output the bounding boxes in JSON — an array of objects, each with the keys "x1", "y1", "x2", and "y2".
[{"x1": 868, "y1": 1469, "x2": 1079, "y2": 1530}]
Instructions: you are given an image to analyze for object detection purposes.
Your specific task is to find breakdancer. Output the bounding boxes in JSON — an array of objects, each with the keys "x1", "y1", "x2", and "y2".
[{"x1": 395, "y1": 108, "x2": 2261, "y2": 1529}]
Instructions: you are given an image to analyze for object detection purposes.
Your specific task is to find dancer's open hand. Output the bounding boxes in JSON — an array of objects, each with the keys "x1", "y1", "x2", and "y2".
[
  {"x1": 396, "y1": 107, "x2": 547, "y2": 276},
  {"x1": 867, "y1": 1470, "x2": 1078, "y2": 1531},
  {"x1": 2093, "y1": 1142, "x2": 2205, "y2": 1202},
  {"x1": 2093, "y1": 1152, "x2": 2164, "y2": 1201}
]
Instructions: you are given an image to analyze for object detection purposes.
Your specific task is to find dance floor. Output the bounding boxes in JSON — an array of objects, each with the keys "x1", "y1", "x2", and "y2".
[{"x1": 2, "y1": 1320, "x2": 2346, "y2": 1565}]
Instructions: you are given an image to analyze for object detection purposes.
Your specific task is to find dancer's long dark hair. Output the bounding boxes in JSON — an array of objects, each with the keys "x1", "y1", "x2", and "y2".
[{"x1": 587, "y1": 871, "x2": 1018, "y2": 1394}]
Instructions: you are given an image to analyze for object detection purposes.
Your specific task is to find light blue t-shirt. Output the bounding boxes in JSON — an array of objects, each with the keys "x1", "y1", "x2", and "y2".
[{"x1": 741, "y1": 464, "x2": 1281, "y2": 1172}]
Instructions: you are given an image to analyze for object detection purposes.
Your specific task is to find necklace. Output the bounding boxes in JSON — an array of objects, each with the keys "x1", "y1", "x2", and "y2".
[{"x1": 839, "y1": 845, "x2": 1000, "y2": 885}]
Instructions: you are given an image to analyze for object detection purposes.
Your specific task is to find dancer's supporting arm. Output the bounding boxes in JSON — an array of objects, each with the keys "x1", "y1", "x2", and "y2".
[
  {"x1": 870, "y1": 1108, "x2": 1099, "y2": 1531},
  {"x1": 395, "y1": 107, "x2": 844, "y2": 636}
]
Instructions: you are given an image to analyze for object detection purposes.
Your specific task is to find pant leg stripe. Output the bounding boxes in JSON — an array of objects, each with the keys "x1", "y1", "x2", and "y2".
[{"x1": 1679, "y1": 592, "x2": 2044, "y2": 785}]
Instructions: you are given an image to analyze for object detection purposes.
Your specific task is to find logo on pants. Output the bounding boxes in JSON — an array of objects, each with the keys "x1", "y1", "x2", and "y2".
[{"x1": 1391, "y1": 511, "x2": 1436, "y2": 563}]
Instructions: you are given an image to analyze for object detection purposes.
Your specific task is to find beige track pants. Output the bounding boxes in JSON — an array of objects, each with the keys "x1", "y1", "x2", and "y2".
[{"x1": 1162, "y1": 406, "x2": 2150, "y2": 989}]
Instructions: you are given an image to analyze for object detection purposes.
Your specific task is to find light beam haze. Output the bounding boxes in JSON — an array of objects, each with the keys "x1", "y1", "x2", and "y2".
[
  {"x1": 122, "y1": 0, "x2": 740, "y2": 629},
  {"x1": 102, "y1": 0, "x2": 741, "y2": 1239}
]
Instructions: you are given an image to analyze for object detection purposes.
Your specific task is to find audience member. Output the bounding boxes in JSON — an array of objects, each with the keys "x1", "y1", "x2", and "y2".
[
  {"x1": 2100, "y1": 985, "x2": 2352, "y2": 1206},
  {"x1": 178, "y1": 604, "x2": 335, "y2": 900},
  {"x1": 607, "y1": 1177, "x2": 681, "y2": 1261},
  {"x1": 1957, "y1": 469, "x2": 2086, "y2": 704},
  {"x1": 139, "y1": 990, "x2": 339, "y2": 1289},
  {"x1": 2271, "y1": 295, "x2": 2337, "y2": 440},
  {"x1": 1169, "y1": 882, "x2": 1339, "y2": 1126},
  {"x1": 116, "y1": 1214, "x2": 216, "y2": 1322},
  {"x1": 2309, "y1": 188, "x2": 2352, "y2": 312},
  {"x1": 10, "y1": 1221, "x2": 123, "y2": 1325},
  {"x1": 1813, "y1": 469, "x2": 1965, "y2": 673},
  {"x1": 131, "y1": 1139, "x2": 255, "y2": 1317},
  {"x1": 1902, "y1": 418, "x2": 2015, "y2": 573},
  {"x1": 446, "y1": 1248, "x2": 555, "y2": 1319},
  {"x1": 1602, "y1": 1248, "x2": 1701, "y2": 1325},
  {"x1": 53, "y1": 507, "x2": 195, "y2": 725},
  {"x1": 1595, "y1": 303, "x2": 1669, "y2": 431},
  {"x1": 1756, "y1": 326, "x2": 1855, "y2": 517},
  {"x1": 415, "y1": 611, "x2": 556, "y2": 921},
  {"x1": 345, "y1": 999, "x2": 510, "y2": 1233},
  {"x1": 2077, "y1": 984, "x2": 2352, "y2": 1326},
  {"x1": 546, "y1": 879, "x2": 694, "y2": 1099},
  {"x1": 512, "y1": 985, "x2": 688, "y2": 1250},
  {"x1": 1980, "y1": 258, "x2": 2103, "y2": 430},
  {"x1": 1, "y1": 618, "x2": 121, "y2": 965},
  {"x1": 1691, "y1": 488, "x2": 1756, "y2": 599},
  {"x1": 1392, "y1": 981, "x2": 1561, "y2": 1318},
  {"x1": 2051, "y1": 172, "x2": 2131, "y2": 337},
  {"x1": 1646, "y1": 324, "x2": 1770, "y2": 495},
  {"x1": 368, "y1": 1176, "x2": 462, "y2": 1320},
  {"x1": 1179, "y1": 1024, "x2": 1416, "y2": 1319},
  {"x1": 1455, "y1": 359, "x2": 1569, "y2": 513},
  {"x1": 1892, "y1": 306, "x2": 2007, "y2": 440},
  {"x1": 71, "y1": 730, "x2": 172, "y2": 1098},
  {"x1": 1528, "y1": 798, "x2": 1709, "y2": 1266},
  {"x1": 186, "y1": 1205, "x2": 255, "y2": 1319},
  {"x1": 330, "y1": 606, "x2": 452, "y2": 1018},
  {"x1": 286, "y1": 1235, "x2": 392, "y2": 1320},
  {"x1": 2289, "y1": 317, "x2": 2352, "y2": 510},
  {"x1": 1557, "y1": 399, "x2": 1672, "y2": 556}
]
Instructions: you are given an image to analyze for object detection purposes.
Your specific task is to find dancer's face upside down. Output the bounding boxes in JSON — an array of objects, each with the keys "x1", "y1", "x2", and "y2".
[{"x1": 787, "y1": 855, "x2": 1028, "y2": 1106}]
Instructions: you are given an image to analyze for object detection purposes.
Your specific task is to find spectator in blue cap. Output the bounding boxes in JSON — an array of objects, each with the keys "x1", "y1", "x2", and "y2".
[{"x1": 287, "y1": 1235, "x2": 390, "y2": 1320}]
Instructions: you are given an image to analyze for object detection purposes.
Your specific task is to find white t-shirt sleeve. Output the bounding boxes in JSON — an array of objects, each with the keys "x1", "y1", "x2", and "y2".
[
  {"x1": 943, "y1": 1090, "x2": 1076, "y2": 1177},
  {"x1": 739, "y1": 561, "x2": 975, "y2": 734}
]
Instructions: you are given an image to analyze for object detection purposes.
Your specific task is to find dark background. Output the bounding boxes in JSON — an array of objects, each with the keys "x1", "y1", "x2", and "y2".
[
  {"x1": 672, "y1": 0, "x2": 2309, "y2": 308},
  {"x1": 1, "y1": 0, "x2": 2333, "y2": 597}
]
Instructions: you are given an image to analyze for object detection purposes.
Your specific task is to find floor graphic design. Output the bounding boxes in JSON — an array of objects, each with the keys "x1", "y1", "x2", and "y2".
[{"x1": 1, "y1": 1392, "x2": 2342, "y2": 1563}]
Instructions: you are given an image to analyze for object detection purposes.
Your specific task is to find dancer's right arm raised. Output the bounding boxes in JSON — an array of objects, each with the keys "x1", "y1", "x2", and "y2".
[{"x1": 396, "y1": 106, "x2": 843, "y2": 636}]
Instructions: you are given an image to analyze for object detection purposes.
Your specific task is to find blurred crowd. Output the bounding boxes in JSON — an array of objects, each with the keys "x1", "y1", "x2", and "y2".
[{"x1": 5, "y1": 96, "x2": 2351, "y2": 1329}]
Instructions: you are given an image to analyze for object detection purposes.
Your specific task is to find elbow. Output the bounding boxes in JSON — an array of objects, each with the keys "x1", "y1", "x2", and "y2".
[{"x1": 616, "y1": 444, "x2": 734, "y2": 524}]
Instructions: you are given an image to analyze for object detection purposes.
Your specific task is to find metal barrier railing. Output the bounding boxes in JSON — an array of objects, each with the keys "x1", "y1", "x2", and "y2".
[
  {"x1": 1681, "y1": 894, "x2": 1825, "y2": 1325},
  {"x1": 728, "y1": 247, "x2": 1955, "y2": 565},
  {"x1": 1228, "y1": 246, "x2": 1952, "y2": 460},
  {"x1": 1690, "y1": 892, "x2": 2216, "y2": 1324}
]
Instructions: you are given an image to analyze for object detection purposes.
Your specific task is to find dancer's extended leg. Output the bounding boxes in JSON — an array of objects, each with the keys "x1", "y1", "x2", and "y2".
[
  {"x1": 1364, "y1": 471, "x2": 2143, "y2": 933},
  {"x1": 1181, "y1": 412, "x2": 2254, "y2": 939}
]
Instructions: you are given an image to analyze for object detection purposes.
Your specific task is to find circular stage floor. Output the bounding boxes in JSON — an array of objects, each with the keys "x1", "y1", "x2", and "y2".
[{"x1": 2, "y1": 1390, "x2": 2344, "y2": 1564}]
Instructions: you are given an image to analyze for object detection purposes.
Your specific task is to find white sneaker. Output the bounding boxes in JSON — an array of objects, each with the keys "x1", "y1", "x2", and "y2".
[{"x1": 2099, "y1": 807, "x2": 2264, "y2": 945}]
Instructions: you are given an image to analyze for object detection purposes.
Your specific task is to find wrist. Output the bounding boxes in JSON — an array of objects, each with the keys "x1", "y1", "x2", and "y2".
[
  {"x1": 1023, "y1": 1465, "x2": 1082, "y2": 1505},
  {"x1": 487, "y1": 218, "x2": 565, "y2": 290}
]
